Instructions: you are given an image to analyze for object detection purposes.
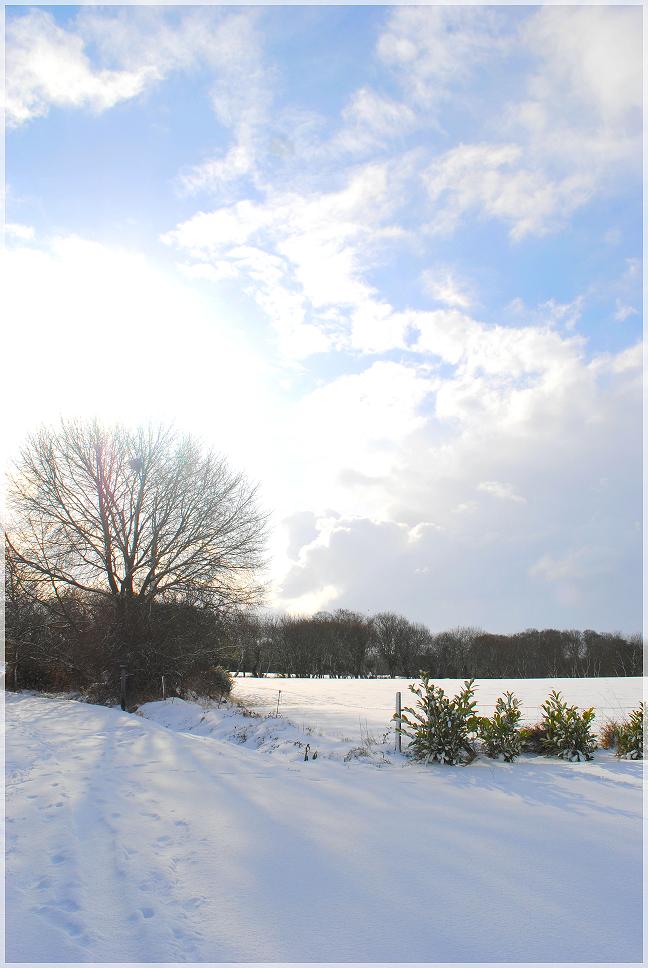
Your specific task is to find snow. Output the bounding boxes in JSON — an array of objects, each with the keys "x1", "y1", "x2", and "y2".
[
  {"x1": 231, "y1": 674, "x2": 644, "y2": 741},
  {"x1": 5, "y1": 682, "x2": 644, "y2": 964}
]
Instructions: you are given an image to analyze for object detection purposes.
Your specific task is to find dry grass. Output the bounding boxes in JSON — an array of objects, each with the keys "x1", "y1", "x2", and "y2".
[
  {"x1": 519, "y1": 723, "x2": 548, "y2": 753},
  {"x1": 599, "y1": 720, "x2": 622, "y2": 750}
]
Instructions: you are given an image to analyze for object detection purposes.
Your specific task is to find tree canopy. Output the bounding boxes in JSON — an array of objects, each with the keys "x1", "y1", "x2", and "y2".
[{"x1": 7, "y1": 419, "x2": 267, "y2": 618}]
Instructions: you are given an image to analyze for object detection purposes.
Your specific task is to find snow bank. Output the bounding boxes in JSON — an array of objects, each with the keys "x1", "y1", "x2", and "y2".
[
  {"x1": 138, "y1": 696, "x2": 393, "y2": 766},
  {"x1": 6, "y1": 691, "x2": 643, "y2": 963}
]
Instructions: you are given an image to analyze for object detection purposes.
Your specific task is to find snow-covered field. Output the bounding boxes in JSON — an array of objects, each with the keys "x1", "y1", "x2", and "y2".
[
  {"x1": 5, "y1": 679, "x2": 644, "y2": 964},
  {"x1": 232, "y1": 674, "x2": 644, "y2": 741}
]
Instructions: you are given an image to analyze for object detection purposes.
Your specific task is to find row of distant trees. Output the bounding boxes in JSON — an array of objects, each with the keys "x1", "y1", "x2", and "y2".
[
  {"x1": 226, "y1": 611, "x2": 642, "y2": 680},
  {"x1": 6, "y1": 583, "x2": 642, "y2": 701},
  {"x1": 4, "y1": 419, "x2": 642, "y2": 706}
]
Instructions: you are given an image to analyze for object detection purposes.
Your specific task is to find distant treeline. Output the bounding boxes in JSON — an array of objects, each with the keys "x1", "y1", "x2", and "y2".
[
  {"x1": 227, "y1": 611, "x2": 642, "y2": 679},
  {"x1": 5, "y1": 575, "x2": 642, "y2": 705}
]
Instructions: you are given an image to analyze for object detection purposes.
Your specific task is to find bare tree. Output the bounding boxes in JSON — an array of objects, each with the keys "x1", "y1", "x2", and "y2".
[{"x1": 7, "y1": 420, "x2": 267, "y2": 658}]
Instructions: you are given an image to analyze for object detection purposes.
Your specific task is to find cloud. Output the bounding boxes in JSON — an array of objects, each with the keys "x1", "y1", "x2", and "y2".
[
  {"x1": 377, "y1": 6, "x2": 506, "y2": 107},
  {"x1": 2, "y1": 233, "x2": 277, "y2": 480},
  {"x1": 614, "y1": 301, "x2": 638, "y2": 323},
  {"x1": 423, "y1": 143, "x2": 594, "y2": 240},
  {"x1": 180, "y1": 142, "x2": 256, "y2": 194},
  {"x1": 163, "y1": 161, "x2": 408, "y2": 357},
  {"x1": 331, "y1": 86, "x2": 418, "y2": 155},
  {"x1": 506, "y1": 7, "x2": 641, "y2": 188},
  {"x1": 276, "y1": 490, "x2": 639, "y2": 631},
  {"x1": 525, "y1": 6, "x2": 641, "y2": 127},
  {"x1": 273, "y1": 307, "x2": 641, "y2": 629},
  {"x1": 5, "y1": 10, "x2": 156, "y2": 126},
  {"x1": 374, "y1": 8, "x2": 640, "y2": 239},
  {"x1": 478, "y1": 481, "x2": 526, "y2": 504},
  {"x1": 5, "y1": 223, "x2": 35, "y2": 241},
  {"x1": 529, "y1": 546, "x2": 615, "y2": 584},
  {"x1": 421, "y1": 267, "x2": 473, "y2": 309},
  {"x1": 508, "y1": 295, "x2": 585, "y2": 332},
  {"x1": 6, "y1": 6, "x2": 271, "y2": 137}
]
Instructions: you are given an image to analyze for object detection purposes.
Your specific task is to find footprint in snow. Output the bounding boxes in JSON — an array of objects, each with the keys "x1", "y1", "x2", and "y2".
[
  {"x1": 182, "y1": 897, "x2": 205, "y2": 911},
  {"x1": 58, "y1": 898, "x2": 81, "y2": 913}
]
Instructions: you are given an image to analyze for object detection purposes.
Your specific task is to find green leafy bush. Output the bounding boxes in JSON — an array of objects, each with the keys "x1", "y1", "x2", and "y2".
[
  {"x1": 540, "y1": 690, "x2": 597, "y2": 761},
  {"x1": 616, "y1": 703, "x2": 644, "y2": 760},
  {"x1": 479, "y1": 692, "x2": 523, "y2": 762},
  {"x1": 398, "y1": 675, "x2": 479, "y2": 765}
]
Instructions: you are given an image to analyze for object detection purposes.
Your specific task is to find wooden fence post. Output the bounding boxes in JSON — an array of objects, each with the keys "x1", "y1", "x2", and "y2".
[
  {"x1": 120, "y1": 665, "x2": 128, "y2": 711},
  {"x1": 395, "y1": 691, "x2": 402, "y2": 753}
]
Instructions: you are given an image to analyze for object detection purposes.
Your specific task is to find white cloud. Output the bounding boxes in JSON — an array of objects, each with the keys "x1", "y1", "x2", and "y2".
[
  {"x1": 372, "y1": 8, "x2": 641, "y2": 240},
  {"x1": 5, "y1": 10, "x2": 156, "y2": 126},
  {"x1": 5, "y1": 232, "x2": 640, "y2": 631},
  {"x1": 623, "y1": 258, "x2": 640, "y2": 281},
  {"x1": 539, "y1": 297, "x2": 584, "y2": 332},
  {"x1": 478, "y1": 481, "x2": 526, "y2": 504},
  {"x1": 163, "y1": 162, "x2": 407, "y2": 358},
  {"x1": 342, "y1": 87, "x2": 416, "y2": 137},
  {"x1": 274, "y1": 328, "x2": 641, "y2": 628},
  {"x1": 421, "y1": 267, "x2": 472, "y2": 309},
  {"x1": 377, "y1": 6, "x2": 506, "y2": 107},
  {"x1": 506, "y1": 295, "x2": 586, "y2": 333},
  {"x1": 505, "y1": 6, "x2": 642, "y2": 196},
  {"x1": 180, "y1": 142, "x2": 256, "y2": 194},
  {"x1": 2, "y1": 234, "x2": 277, "y2": 480},
  {"x1": 529, "y1": 546, "x2": 615, "y2": 583},
  {"x1": 270, "y1": 282, "x2": 641, "y2": 628},
  {"x1": 423, "y1": 143, "x2": 594, "y2": 240},
  {"x1": 525, "y1": 7, "x2": 641, "y2": 127},
  {"x1": 331, "y1": 86, "x2": 418, "y2": 155},
  {"x1": 5, "y1": 223, "x2": 35, "y2": 241},
  {"x1": 6, "y1": 6, "x2": 271, "y2": 141},
  {"x1": 614, "y1": 301, "x2": 638, "y2": 323}
]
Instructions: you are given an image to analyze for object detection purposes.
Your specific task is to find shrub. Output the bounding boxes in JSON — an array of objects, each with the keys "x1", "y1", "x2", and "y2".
[
  {"x1": 616, "y1": 703, "x2": 644, "y2": 760},
  {"x1": 519, "y1": 723, "x2": 548, "y2": 753},
  {"x1": 479, "y1": 691, "x2": 523, "y2": 762},
  {"x1": 599, "y1": 720, "x2": 622, "y2": 750},
  {"x1": 182, "y1": 665, "x2": 233, "y2": 701},
  {"x1": 540, "y1": 690, "x2": 597, "y2": 761},
  {"x1": 398, "y1": 675, "x2": 479, "y2": 765}
]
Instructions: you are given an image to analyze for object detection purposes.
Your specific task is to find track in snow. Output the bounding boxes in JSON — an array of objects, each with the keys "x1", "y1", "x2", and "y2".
[{"x1": 5, "y1": 691, "x2": 643, "y2": 963}]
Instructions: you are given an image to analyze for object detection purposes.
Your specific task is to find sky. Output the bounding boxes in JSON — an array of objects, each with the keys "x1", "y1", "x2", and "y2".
[{"x1": 4, "y1": 3, "x2": 643, "y2": 633}]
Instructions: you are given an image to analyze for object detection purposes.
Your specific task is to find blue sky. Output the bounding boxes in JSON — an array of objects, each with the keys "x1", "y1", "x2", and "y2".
[{"x1": 5, "y1": 4, "x2": 643, "y2": 632}]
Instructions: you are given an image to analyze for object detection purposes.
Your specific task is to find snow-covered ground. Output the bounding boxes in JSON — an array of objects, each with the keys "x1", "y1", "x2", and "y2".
[
  {"x1": 5, "y1": 683, "x2": 644, "y2": 964},
  {"x1": 232, "y1": 674, "x2": 644, "y2": 742}
]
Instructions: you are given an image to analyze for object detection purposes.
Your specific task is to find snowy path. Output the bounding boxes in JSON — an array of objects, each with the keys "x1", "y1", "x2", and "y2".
[{"x1": 5, "y1": 693, "x2": 643, "y2": 963}]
